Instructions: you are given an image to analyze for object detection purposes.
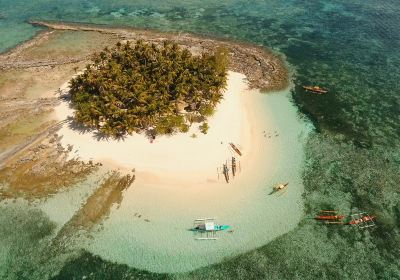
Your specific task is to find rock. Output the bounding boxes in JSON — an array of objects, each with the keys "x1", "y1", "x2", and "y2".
[
  {"x1": 17, "y1": 156, "x2": 34, "y2": 163},
  {"x1": 38, "y1": 144, "x2": 47, "y2": 149},
  {"x1": 30, "y1": 163, "x2": 45, "y2": 175}
]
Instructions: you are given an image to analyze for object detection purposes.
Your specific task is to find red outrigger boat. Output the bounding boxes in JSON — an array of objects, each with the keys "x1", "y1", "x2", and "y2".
[
  {"x1": 314, "y1": 210, "x2": 377, "y2": 228},
  {"x1": 229, "y1": 143, "x2": 242, "y2": 156},
  {"x1": 315, "y1": 214, "x2": 345, "y2": 221},
  {"x1": 349, "y1": 213, "x2": 376, "y2": 228},
  {"x1": 315, "y1": 210, "x2": 344, "y2": 224},
  {"x1": 349, "y1": 215, "x2": 376, "y2": 225},
  {"x1": 302, "y1": 86, "x2": 328, "y2": 94}
]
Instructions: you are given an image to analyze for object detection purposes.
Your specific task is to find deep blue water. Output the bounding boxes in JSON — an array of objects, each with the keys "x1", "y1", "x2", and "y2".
[{"x1": 0, "y1": 1, "x2": 399, "y2": 279}]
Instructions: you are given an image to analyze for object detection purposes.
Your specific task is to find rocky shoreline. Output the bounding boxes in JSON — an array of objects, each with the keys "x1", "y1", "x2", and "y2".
[{"x1": 4, "y1": 20, "x2": 289, "y2": 92}]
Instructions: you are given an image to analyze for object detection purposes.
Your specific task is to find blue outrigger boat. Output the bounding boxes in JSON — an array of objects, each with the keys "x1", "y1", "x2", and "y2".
[
  {"x1": 191, "y1": 218, "x2": 231, "y2": 239},
  {"x1": 192, "y1": 224, "x2": 231, "y2": 231}
]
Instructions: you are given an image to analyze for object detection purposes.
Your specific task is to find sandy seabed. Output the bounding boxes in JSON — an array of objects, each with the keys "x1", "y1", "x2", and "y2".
[{"x1": 53, "y1": 71, "x2": 309, "y2": 273}]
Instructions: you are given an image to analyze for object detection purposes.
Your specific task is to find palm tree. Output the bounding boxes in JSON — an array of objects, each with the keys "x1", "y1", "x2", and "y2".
[{"x1": 69, "y1": 40, "x2": 228, "y2": 137}]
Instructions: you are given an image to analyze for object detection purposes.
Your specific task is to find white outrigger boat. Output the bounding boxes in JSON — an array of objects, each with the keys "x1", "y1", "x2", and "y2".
[{"x1": 191, "y1": 218, "x2": 231, "y2": 240}]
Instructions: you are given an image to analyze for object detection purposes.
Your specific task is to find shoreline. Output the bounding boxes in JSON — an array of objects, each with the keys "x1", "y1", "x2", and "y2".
[{"x1": 1, "y1": 20, "x2": 289, "y2": 92}]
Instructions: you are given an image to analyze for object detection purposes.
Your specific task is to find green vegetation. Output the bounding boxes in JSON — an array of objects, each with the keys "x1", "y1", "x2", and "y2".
[
  {"x1": 69, "y1": 40, "x2": 228, "y2": 137},
  {"x1": 199, "y1": 122, "x2": 209, "y2": 134}
]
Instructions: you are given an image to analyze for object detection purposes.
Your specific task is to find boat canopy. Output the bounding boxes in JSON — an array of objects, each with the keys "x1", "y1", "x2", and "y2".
[{"x1": 205, "y1": 221, "x2": 215, "y2": 231}]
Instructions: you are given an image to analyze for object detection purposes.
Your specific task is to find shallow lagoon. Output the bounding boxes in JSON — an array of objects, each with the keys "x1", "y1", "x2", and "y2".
[
  {"x1": 83, "y1": 89, "x2": 309, "y2": 273},
  {"x1": 0, "y1": 0, "x2": 399, "y2": 279}
]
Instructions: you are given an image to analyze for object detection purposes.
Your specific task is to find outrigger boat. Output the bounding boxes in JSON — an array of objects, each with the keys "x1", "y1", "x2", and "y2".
[
  {"x1": 349, "y1": 212, "x2": 376, "y2": 228},
  {"x1": 231, "y1": 157, "x2": 237, "y2": 177},
  {"x1": 269, "y1": 182, "x2": 288, "y2": 195},
  {"x1": 191, "y1": 224, "x2": 231, "y2": 232},
  {"x1": 315, "y1": 210, "x2": 345, "y2": 224},
  {"x1": 191, "y1": 218, "x2": 231, "y2": 240},
  {"x1": 302, "y1": 86, "x2": 328, "y2": 94},
  {"x1": 223, "y1": 163, "x2": 229, "y2": 183},
  {"x1": 314, "y1": 210, "x2": 377, "y2": 228},
  {"x1": 229, "y1": 143, "x2": 242, "y2": 156}
]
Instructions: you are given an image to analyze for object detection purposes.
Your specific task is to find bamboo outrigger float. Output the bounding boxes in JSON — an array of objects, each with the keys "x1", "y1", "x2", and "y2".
[
  {"x1": 302, "y1": 85, "x2": 328, "y2": 94},
  {"x1": 229, "y1": 143, "x2": 242, "y2": 156}
]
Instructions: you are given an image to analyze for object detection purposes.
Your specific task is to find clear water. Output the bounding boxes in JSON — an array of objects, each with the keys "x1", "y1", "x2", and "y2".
[
  {"x1": 0, "y1": 0, "x2": 399, "y2": 279},
  {"x1": 83, "y1": 90, "x2": 308, "y2": 273}
]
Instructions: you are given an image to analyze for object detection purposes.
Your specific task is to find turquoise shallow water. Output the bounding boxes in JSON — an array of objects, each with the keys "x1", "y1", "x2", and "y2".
[
  {"x1": 0, "y1": 0, "x2": 399, "y2": 279},
  {"x1": 81, "y1": 89, "x2": 308, "y2": 273}
]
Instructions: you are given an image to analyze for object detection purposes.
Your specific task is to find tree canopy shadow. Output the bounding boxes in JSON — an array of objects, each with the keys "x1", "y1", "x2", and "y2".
[{"x1": 66, "y1": 117, "x2": 129, "y2": 142}]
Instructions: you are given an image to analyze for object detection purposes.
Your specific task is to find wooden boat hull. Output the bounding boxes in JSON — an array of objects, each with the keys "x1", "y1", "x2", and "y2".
[
  {"x1": 302, "y1": 86, "x2": 328, "y2": 94},
  {"x1": 231, "y1": 157, "x2": 236, "y2": 177},
  {"x1": 223, "y1": 164, "x2": 229, "y2": 183},
  {"x1": 315, "y1": 215, "x2": 344, "y2": 220},
  {"x1": 229, "y1": 143, "x2": 242, "y2": 156}
]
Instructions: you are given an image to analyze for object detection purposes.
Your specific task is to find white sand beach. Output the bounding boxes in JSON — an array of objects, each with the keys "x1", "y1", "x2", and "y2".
[
  {"x1": 55, "y1": 71, "x2": 268, "y2": 188},
  {"x1": 53, "y1": 71, "x2": 309, "y2": 272}
]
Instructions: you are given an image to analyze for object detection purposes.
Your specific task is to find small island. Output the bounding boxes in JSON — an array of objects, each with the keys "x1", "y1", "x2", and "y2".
[
  {"x1": 69, "y1": 40, "x2": 228, "y2": 137},
  {"x1": 0, "y1": 20, "x2": 308, "y2": 275}
]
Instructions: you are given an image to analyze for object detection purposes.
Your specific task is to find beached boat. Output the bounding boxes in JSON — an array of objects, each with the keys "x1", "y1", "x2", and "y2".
[
  {"x1": 231, "y1": 157, "x2": 237, "y2": 177},
  {"x1": 229, "y1": 142, "x2": 242, "y2": 156},
  {"x1": 302, "y1": 85, "x2": 328, "y2": 94},
  {"x1": 223, "y1": 163, "x2": 229, "y2": 183}
]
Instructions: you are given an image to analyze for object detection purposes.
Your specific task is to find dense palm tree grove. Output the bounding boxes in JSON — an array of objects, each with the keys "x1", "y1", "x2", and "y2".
[{"x1": 69, "y1": 40, "x2": 228, "y2": 137}]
